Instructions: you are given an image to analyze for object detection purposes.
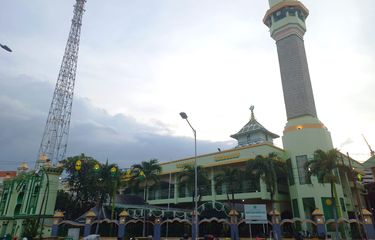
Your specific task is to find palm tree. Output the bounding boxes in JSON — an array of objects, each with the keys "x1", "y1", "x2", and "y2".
[
  {"x1": 128, "y1": 159, "x2": 161, "y2": 236},
  {"x1": 214, "y1": 167, "x2": 244, "y2": 208},
  {"x1": 246, "y1": 152, "x2": 286, "y2": 235},
  {"x1": 178, "y1": 164, "x2": 210, "y2": 205},
  {"x1": 305, "y1": 149, "x2": 344, "y2": 240},
  {"x1": 130, "y1": 158, "x2": 162, "y2": 202}
]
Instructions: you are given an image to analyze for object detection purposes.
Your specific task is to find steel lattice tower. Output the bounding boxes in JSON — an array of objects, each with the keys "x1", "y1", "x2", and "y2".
[{"x1": 36, "y1": 0, "x2": 86, "y2": 168}]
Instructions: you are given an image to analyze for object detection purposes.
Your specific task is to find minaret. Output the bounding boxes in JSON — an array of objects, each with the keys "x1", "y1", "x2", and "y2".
[
  {"x1": 263, "y1": 0, "x2": 346, "y2": 221},
  {"x1": 264, "y1": 0, "x2": 316, "y2": 120}
]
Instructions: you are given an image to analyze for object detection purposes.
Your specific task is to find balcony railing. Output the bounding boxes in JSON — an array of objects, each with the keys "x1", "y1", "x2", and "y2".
[
  {"x1": 178, "y1": 185, "x2": 212, "y2": 198},
  {"x1": 148, "y1": 189, "x2": 175, "y2": 200},
  {"x1": 147, "y1": 180, "x2": 261, "y2": 201},
  {"x1": 216, "y1": 180, "x2": 260, "y2": 195}
]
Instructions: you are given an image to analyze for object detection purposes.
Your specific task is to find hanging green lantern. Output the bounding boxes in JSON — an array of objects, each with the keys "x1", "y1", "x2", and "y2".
[
  {"x1": 93, "y1": 163, "x2": 101, "y2": 173},
  {"x1": 357, "y1": 173, "x2": 363, "y2": 182},
  {"x1": 110, "y1": 166, "x2": 117, "y2": 177},
  {"x1": 138, "y1": 170, "x2": 146, "y2": 180}
]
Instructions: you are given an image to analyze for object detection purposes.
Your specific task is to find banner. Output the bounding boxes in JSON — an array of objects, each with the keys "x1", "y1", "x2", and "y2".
[{"x1": 244, "y1": 204, "x2": 267, "y2": 223}]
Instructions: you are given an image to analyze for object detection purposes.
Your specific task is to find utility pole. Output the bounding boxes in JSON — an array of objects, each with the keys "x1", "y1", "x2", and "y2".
[{"x1": 362, "y1": 135, "x2": 375, "y2": 157}]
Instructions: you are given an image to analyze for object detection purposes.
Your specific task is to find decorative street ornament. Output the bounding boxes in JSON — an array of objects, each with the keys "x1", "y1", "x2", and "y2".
[
  {"x1": 75, "y1": 160, "x2": 82, "y2": 171},
  {"x1": 110, "y1": 166, "x2": 118, "y2": 177},
  {"x1": 93, "y1": 163, "x2": 101, "y2": 173}
]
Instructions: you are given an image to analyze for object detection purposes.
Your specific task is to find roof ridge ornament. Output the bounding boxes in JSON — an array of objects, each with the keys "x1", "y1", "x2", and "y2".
[{"x1": 250, "y1": 105, "x2": 255, "y2": 120}]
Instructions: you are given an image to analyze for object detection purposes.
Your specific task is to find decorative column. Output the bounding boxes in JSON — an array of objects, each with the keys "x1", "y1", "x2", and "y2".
[
  {"x1": 269, "y1": 210, "x2": 281, "y2": 240},
  {"x1": 312, "y1": 208, "x2": 326, "y2": 238},
  {"x1": 153, "y1": 218, "x2": 161, "y2": 240},
  {"x1": 118, "y1": 210, "x2": 129, "y2": 240},
  {"x1": 362, "y1": 208, "x2": 375, "y2": 239},
  {"x1": 192, "y1": 210, "x2": 199, "y2": 240},
  {"x1": 229, "y1": 209, "x2": 239, "y2": 240},
  {"x1": 51, "y1": 211, "x2": 64, "y2": 237},
  {"x1": 84, "y1": 210, "x2": 96, "y2": 237}
]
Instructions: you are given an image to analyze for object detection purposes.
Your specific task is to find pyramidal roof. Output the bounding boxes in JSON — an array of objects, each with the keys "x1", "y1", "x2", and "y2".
[{"x1": 231, "y1": 106, "x2": 279, "y2": 147}]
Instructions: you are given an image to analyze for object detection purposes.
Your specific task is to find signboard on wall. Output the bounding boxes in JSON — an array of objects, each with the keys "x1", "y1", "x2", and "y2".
[{"x1": 244, "y1": 204, "x2": 267, "y2": 223}]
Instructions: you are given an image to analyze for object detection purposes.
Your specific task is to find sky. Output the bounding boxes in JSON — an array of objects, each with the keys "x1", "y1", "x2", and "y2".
[{"x1": 0, "y1": 0, "x2": 374, "y2": 170}]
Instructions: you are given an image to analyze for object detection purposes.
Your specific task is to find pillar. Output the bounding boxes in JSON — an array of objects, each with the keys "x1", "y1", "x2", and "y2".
[
  {"x1": 84, "y1": 210, "x2": 96, "y2": 237},
  {"x1": 153, "y1": 218, "x2": 161, "y2": 240},
  {"x1": 362, "y1": 209, "x2": 375, "y2": 239},
  {"x1": 118, "y1": 210, "x2": 129, "y2": 240},
  {"x1": 51, "y1": 211, "x2": 64, "y2": 237},
  {"x1": 229, "y1": 209, "x2": 239, "y2": 240},
  {"x1": 312, "y1": 208, "x2": 326, "y2": 238},
  {"x1": 192, "y1": 210, "x2": 199, "y2": 240},
  {"x1": 269, "y1": 210, "x2": 281, "y2": 240}
]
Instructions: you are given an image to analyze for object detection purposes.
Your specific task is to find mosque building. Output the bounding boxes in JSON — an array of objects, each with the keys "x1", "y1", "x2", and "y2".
[
  {"x1": 148, "y1": 0, "x2": 366, "y2": 224},
  {"x1": 0, "y1": 0, "x2": 369, "y2": 238}
]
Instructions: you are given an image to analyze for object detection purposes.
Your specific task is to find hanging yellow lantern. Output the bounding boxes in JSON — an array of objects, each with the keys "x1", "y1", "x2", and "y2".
[{"x1": 75, "y1": 160, "x2": 82, "y2": 171}]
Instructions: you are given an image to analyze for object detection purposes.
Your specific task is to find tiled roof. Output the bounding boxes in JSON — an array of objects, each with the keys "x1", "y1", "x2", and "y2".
[
  {"x1": 0, "y1": 171, "x2": 17, "y2": 178},
  {"x1": 231, "y1": 106, "x2": 279, "y2": 139}
]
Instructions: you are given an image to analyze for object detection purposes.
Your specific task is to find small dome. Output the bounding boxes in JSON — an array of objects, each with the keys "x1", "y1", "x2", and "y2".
[
  {"x1": 231, "y1": 106, "x2": 279, "y2": 147},
  {"x1": 39, "y1": 154, "x2": 48, "y2": 162},
  {"x1": 18, "y1": 162, "x2": 29, "y2": 171}
]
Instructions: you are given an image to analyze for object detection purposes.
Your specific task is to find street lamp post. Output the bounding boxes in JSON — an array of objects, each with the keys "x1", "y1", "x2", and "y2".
[{"x1": 179, "y1": 112, "x2": 198, "y2": 240}]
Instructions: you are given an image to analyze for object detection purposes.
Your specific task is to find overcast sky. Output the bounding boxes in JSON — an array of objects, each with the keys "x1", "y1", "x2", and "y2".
[{"x1": 1, "y1": 0, "x2": 374, "y2": 170}]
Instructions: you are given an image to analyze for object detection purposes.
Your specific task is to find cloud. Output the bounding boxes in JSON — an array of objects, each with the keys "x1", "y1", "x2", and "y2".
[
  {"x1": 1, "y1": 0, "x2": 374, "y2": 166},
  {"x1": 339, "y1": 138, "x2": 354, "y2": 149},
  {"x1": 0, "y1": 74, "x2": 235, "y2": 170}
]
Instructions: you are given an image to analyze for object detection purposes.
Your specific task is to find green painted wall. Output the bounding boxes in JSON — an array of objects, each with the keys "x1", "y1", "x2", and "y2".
[
  {"x1": 0, "y1": 167, "x2": 61, "y2": 237},
  {"x1": 147, "y1": 143, "x2": 291, "y2": 214},
  {"x1": 282, "y1": 116, "x2": 363, "y2": 222}
]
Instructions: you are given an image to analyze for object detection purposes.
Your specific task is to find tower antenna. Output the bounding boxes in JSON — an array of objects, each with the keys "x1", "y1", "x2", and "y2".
[
  {"x1": 362, "y1": 134, "x2": 375, "y2": 157},
  {"x1": 36, "y1": 0, "x2": 87, "y2": 168}
]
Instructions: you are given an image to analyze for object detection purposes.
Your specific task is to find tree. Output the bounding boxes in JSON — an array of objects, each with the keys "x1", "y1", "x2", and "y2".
[
  {"x1": 55, "y1": 190, "x2": 82, "y2": 219},
  {"x1": 128, "y1": 159, "x2": 162, "y2": 202},
  {"x1": 305, "y1": 149, "x2": 344, "y2": 240},
  {"x1": 57, "y1": 154, "x2": 121, "y2": 220},
  {"x1": 178, "y1": 164, "x2": 210, "y2": 206},
  {"x1": 126, "y1": 159, "x2": 161, "y2": 236},
  {"x1": 214, "y1": 167, "x2": 244, "y2": 208},
  {"x1": 246, "y1": 152, "x2": 286, "y2": 234},
  {"x1": 22, "y1": 218, "x2": 39, "y2": 239}
]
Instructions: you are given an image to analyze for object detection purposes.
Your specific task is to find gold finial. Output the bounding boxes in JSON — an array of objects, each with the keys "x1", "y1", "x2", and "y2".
[
  {"x1": 312, "y1": 208, "x2": 323, "y2": 216},
  {"x1": 39, "y1": 154, "x2": 48, "y2": 162},
  {"x1": 53, "y1": 210, "x2": 65, "y2": 218},
  {"x1": 250, "y1": 105, "x2": 255, "y2": 120},
  {"x1": 269, "y1": 209, "x2": 280, "y2": 216},
  {"x1": 18, "y1": 162, "x2": 29, "y2": 172},
  {"x1": 86, "y1": 210, "x2": 96, "y2": 218},
  {"x1": 119, "y1": 210, "x2": 129, "y2": 217}
]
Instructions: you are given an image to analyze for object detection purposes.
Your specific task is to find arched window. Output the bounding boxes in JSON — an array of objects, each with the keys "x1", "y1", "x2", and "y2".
[{"x1": 14, "y1": 204, "x2": 22, "y2": 215}]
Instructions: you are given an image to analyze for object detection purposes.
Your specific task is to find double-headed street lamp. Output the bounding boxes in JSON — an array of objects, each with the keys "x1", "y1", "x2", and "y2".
[
  {"x1": 179, "y1": 112, "x2": 198, "y2": 240},
  {"x1": 0, "y1": 43, "x2": 12, "y2": 52}
]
